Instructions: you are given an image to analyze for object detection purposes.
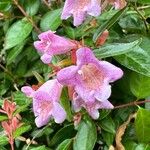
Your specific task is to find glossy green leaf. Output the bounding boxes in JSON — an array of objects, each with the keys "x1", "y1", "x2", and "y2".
[
  {"x1": 50, "y1": 124, "x2": 76, "y2": 147},
  {"x1": 0, "y1": 0, "x2": 11, "y2": 11},
  {"x1": 138, "y1": 0, "x2": 150, "y2": 4},
  {"x1": 0, "y1": 135, "x2": 8, "y2": 146},
  {"x1": 60, "y1": 88, "x2": 73, "y2": 122},
  {"x1": 124, "y1": 140, "x2": 137, "y2": 150},
  {"x1": 98, "y1": 116, "x2": 116, "y2": 134},
  {"x1": 114, "y1": 46, "x2": 150, "y2": 77},
  {"x1": 93, "y1": 6, "x2": 127, "y2": 42},
  {"x1": 135, "y1": 144, "x2": 150, "y2": 150},
  {"x1": 30, "y1": 146, "x2": 48, "y2": 150},
  {"x1": 56, "y1": 139, "x2": 73, "y2": 150},
  {"x1": 94, "y1": 40, "x2": 140, "y2": 59},
  {"x1": 13, "y1": 91, "x2": 31, "y2": 106},
  {"x1": 102, "y1": 131, "x2": 115, "y2": 146},
  {"x1": 13, "y1": 124, "x2": 32, "y2": 138},
  {"x1": 73, "y1": 117, "x2": 97, "y2": 150},
  {"x1": 4, "y1": 18, "x2": 33, "y2": 49},
  {"x1": 24, "y1": 0, "x2": 40, "y2": 16},
  {"x1": 135, "y1": 108, "x2": 150, "y2": 143},
  {"x1": 40, "y1": 9, "x2": 62, "y2": 31},
  {"x1": 6, "y1": 42, "x2": 25, "y2": 65},
  {"x1": 130, "y1": 72, "x2": 150, "y2": 98},
  {"x1": 0, "y1": 115, "x2": 8, "y2": 121}
]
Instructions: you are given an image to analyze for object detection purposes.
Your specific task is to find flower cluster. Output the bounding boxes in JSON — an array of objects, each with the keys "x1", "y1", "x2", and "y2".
[
  {"x1": 0, "y1": 100, "x2": 23, "y2": 149},
  {"x1": 22, "y1": 1, "x2": 124, "y2": 128},
  {"x1": 61, "y1": 0, "x2": 127, "y2": 26}
]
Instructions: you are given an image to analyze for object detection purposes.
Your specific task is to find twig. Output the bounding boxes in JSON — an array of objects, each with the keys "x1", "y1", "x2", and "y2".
[
  {"x1": 13, "y1": 0, "x2": 41, "y2": 34},
  {"x1": 132, "y1": 3, "x2": 149, "y2": 33},
  {"x1": 42, "y1": 0, "x2": 51, "y2": 9},
  {"x1": 114, "y1": 100, "x2": 150, "y2": 109},
  {"x1": 0, "y1": 64, "x2": 16, "y2": 82},
  {"x1": 138, "y1": 5, "x2": 150, "y2": 10}
]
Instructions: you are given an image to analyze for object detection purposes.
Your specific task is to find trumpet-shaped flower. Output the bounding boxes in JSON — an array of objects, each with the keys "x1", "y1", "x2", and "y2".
[
  {"x1": 57, "y1": 47, "x2": 123, "y2": 105},
  {"x1": 34, "y1": 30, "x2": 77, "y2": 64},
  {"x1": 61, "y1": 0, "x2": 101, "y2": 26},
  {"x1": 21, "y1": 80, "x2": 66, "y2": 127},
  {"x1": 72, "y1": 93, "x2": 113, "y2": 119}
]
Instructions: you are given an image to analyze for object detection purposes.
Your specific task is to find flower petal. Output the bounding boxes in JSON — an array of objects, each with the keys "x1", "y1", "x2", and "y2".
[
  {"x1": 73, "y1": 11, "x2": 86, "y2": 26},
  {"x1": 21, "y1": 86, "x2": 35, "y2": 97},
  {"x1": 87, "y1": 108, "x2": 99, "y2": 119},
  {"x1": 57, "y1": 66, "x2": 78, "y2": 86},
  {"x1": 35, "y1": 80, "x2": 62, "y2": 102},
  {"x1": 35, "y1": 114, "x2": 51, "y2": 128},
  {"x1": 34, "y1": 41, "x2": 46, "y2": 53},
  {"x1": 98, "y1": 100, "x2": 114, "y2": 109},
  {"x1": 98, "y1": 61, "x2": 123, "y2": 82},
  {"x1": 76, "y1": 47, "x2": 99, "y2": 66},
  {"x1": 87, "y1": 0, "x2": 101, "y2": 16},
  {"x1": 41, "y1": 53, "x2": 52, "y2": 64},
  {"x1": 94, "y1": 84, "x2": 111, "y2": 102},
  {"x1": 61, "y1": 0, "x2": 74, "y2": 19},
  {"x1": 52, "y1": 102, "x2": 66, "y2": 123}
]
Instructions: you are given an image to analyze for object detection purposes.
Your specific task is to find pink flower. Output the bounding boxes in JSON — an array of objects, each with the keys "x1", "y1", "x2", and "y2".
[
  {"x1": 73, "y1": 93, "x2": 113, "y2": 119},
  {"x1": 21, "y1": 80, "x2": 66, "y2": 127},
  {"x1": 34, "y1": 30, "x2": 77, "y2": 64},
  {"x1": 61, "y1": 0, "x2": 101, "y2": 26},
  {"x1": 57, "y1": 47, "x2": 123, "y2": 118}
]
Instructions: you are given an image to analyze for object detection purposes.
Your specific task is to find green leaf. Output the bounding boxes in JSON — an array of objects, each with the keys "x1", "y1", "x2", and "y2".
[
  {"x1": 24, "y1": 0, "x2": 40, "y2": 16},
  {"x1": 0, "y1": 115, "x2": 8, "y2": 121},
  {"x1": 73, "y1": 117, "x2": 97, "y2": 150},
  {"x1": 102, "y1": 131, "x2": 115, "y2": 146},
  {"x1": 130, "y1": 72, "x2": 150, "y2": 99},
  {"x1": 0, "y1": 134, "x2": 8, "y2": 146},
  {"x1": 98, "y1": 116, "x2": 116, "y2": 134},
  {"x1": 0, "y1": 0, "x2": 11, "y2": 12},
  {"x1": 15, "y1": 56, "x2": 28, "y2": 76},
  {"x1": 94, "y1": 40, "x2": 140, "y2": 59},
  {"x1": 50, "y1": 124, "x2": 76, "y2": 147},
  {"x1": 135, "y1": 144, "x2": 150, "y2": 150},
  {"x1": 93, "y1": 6, "x2": 127, "y2": 42},
  {"x1": 4, "y1": 17, "x2": 33, "y2": 49},
  {"x1": 29, "y1": 145, "x2": 48, "y2": 150},
  {"x1": 114, "y1": 46, "x2": 150, "y2": 77},
  {"x1": 60, "y1": 88, "x2": 73, "y2": 122},
  {"x1": 56, "y1": 139, "x2": 73, "y2": 150},
  {"x1": 124, "y1": 140, "x2": 137, "y2": 150},
  {"x1": 138, "y1": 0, "x2": 150, "y2": 4},
  {"x1": 13, "y1": 91, "x2": 31, "y2": 106},
  {"x1": 32, "y1": 71, "x2": 45, "y2": 84},
  {"x1": 40, "y1": 9, "x2": 62, "y2": 31},
  {"x1": 13, "y1": 124, "x2": 32, "y2": 138},
  {"x1": 6, "y1": 42, "x2": 25, "y2": 65},
  {"x1": 135, "y1": 108, "x2": 150, "y2": 143}
]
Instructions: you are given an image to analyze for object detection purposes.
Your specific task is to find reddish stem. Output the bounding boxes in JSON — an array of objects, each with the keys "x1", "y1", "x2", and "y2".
[{"x1": 114, "y1": 100, "x2": 150, "y2": 109}]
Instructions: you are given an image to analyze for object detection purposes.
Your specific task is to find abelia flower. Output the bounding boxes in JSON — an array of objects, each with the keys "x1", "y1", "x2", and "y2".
[
  {"x1": 34, "y1": 30, "x2": 77, "y2": 64},
  {"x1": 61, "y1": 0, "x2": 101, "y2": 26},
  {"x1": 72, "y1": 93, "x2": 113, "y2": 119},
  {"x1": 21, "y1": 79, "x2": 66, "y2": 127},
  {"x1": 57, "y1": 47, "x2": 123, "y2": 107}
]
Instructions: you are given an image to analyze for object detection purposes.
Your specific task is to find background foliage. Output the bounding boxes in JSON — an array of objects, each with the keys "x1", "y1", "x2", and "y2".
[{"x1": 0, "y1": 0, "x2": 150, "y2": 149}]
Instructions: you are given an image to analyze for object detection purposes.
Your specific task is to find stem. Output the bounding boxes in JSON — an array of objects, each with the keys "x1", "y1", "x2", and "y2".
[
  {"x1": 114, "y1": 100, "x2": 150, "y2": 109},
  {"x1": 0, "y1": 64, "x2": 16, "y2": 82},
  {"x1": 10, "y1": 142, "x2": 14, "y2": 150},
  {"x1": 132, "y1": 3, "x2": 149, "y2": 33},
  {"x1": 13, "y1": 0, "x2": 41, "y2": 34},
  {"x1": 42, "y1": 0, "x2": 51, "y2": 9}
]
